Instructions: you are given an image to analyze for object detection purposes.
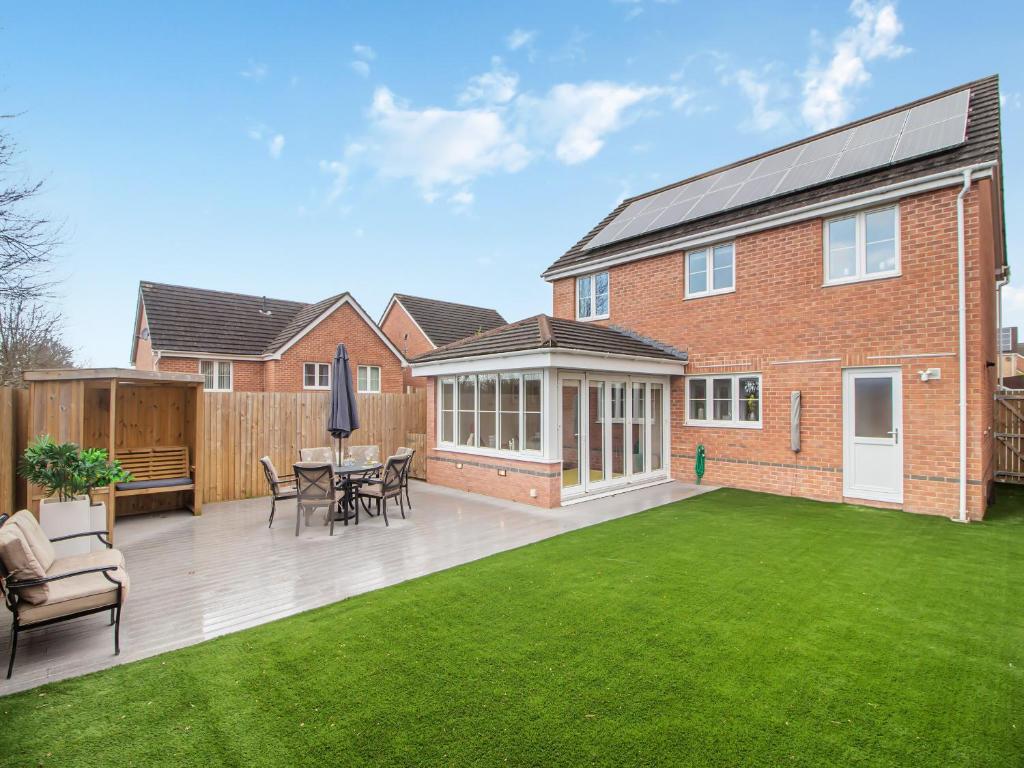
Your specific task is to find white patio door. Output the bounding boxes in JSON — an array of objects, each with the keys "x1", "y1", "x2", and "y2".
[{"x1": 842, "y1": 367, "x2": 903, "y2": 503}]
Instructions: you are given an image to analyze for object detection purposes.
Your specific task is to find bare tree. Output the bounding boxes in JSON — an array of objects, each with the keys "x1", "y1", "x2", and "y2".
[{"x1": 0, "y1": 119, "x2": 71, "y2": 383}]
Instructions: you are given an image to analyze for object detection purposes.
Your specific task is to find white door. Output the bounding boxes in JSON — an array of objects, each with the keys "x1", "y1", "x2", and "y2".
[{"x1": 843, "y1": 367, "x2": 903, "y2": 503}]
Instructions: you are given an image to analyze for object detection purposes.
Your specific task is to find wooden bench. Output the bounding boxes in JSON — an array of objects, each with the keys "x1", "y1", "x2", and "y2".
[{"x1": 114, "y1": 446, "x2": 195, "y2": 498}]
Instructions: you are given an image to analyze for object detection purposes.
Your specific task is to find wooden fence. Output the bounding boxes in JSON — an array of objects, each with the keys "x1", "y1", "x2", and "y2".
[
  {"x1": 994, "y1": 393, "x2": 1024, "y2": 484},
  {"x1": 0, "y1": 387, "x2": 427, "y2": 510}
]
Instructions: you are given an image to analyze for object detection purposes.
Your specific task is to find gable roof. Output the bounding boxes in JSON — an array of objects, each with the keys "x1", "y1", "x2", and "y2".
[
  {"x1": 411, "y1": 314, "x2": 687, "y2": 364},
  {"x1": 385, "y1": 294, "x2": 506, "y2": 347},
  {"x1": 134, "y1": 282, "x2": 406, "y2": 363},
  {"x1": 544, "y1": 75, "x2": 1002, "y2": 279}
]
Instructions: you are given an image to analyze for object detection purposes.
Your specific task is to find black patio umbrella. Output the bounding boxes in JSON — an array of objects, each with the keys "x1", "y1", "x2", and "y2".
[{"x1": 328, "y1": 343, "x2": 360, "y2": 457}]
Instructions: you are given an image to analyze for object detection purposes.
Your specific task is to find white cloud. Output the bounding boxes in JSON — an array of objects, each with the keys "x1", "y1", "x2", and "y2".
[
  {"x1": 268, "y1": 134, "x2": 285, "y2": 159},
  {"x1": 801, "y1": 0, "x2": 910, "y2": 131},
  {"x1": 351, "y1": 43, "x2": 376, "y2": 77},
  {"x1": 506, "y1": 28, "x2": 536, "y2": 51},
  {"x1": 1001, "y1": 91, "x2": 1022, "y2": 110},
  {"x1": 348, "y1": 87, "x2": 530, "y2": 200},
  {"x1": 320, "y1": 160, "x2": 349, "y2": 203},
  {"x1": 730, "y1": 67, "x2": 788, "y2": 132},
  {"x1": 459, "y1": 57, "x2": 519, "y2": 105},
  {"x1": 351, "y1": 60, "x2": 371, "y2": 78},
  {"x1": 241, "y1": 60, "x2": 268, "y2": 81},
  {"x1": 519, "y1": 82, "x2": 664, "y2": 164},
  {"x1": 450, "y1": 189, "x2": 475, "y2": 207}
]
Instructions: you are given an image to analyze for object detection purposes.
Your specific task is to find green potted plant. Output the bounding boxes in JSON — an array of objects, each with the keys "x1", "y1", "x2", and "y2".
[{"x1": 19, "y1": 436, "x2": 131, "y2": 555}]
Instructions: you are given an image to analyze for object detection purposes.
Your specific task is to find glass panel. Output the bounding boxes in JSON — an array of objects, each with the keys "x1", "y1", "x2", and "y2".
[
  {"x1": 358, "y1": 367, "x2": 368, "y2": 392},
  {"x1": 441, "y1": 411, "x2": 454, "y2": 443},
  {"x1": 650, "y1": 384, "x2": 663, "y2": 471},
  {"x1": 588, "y1": 381, "x2": 606, "y2": 484},
  {"x1": 441, "y1": 379, "x2": 455, "y2": 410},
  {"x1": 688, "y1": 250, "x2": 707, "y2": 294},
  {"x1": 561, "y1": 382, "x2": 581, "y2": 488},
  {"x1": 577, "y1": 275, "x2": 592, "y2": 318},
  {"x1": 631, "y1": 383, "x2": 646, "y2": 475},
  {"x1": 738, "y1": 377, "x2": 760, "y2": 423},
  {"x1": 523, "y1": 374, "x2": 542, "y2": 451},
  {"x1": 370, "y1": 367, "x2": 380, "y2": 391},
  {"x1": 610, "y1": 382, "x2": 626, "y2": 479},
  {"x1": 440, "y1": 380, "x2": 455, "y2": 443},
  {"x1": 688, "y1": 378, "x2": 707, "y2": 421},
  {"x1": 594, "y1": 272, "x2": 609, "y2": 316},
  {"x1": 200, "y1": 361, "x2": 215, "y2": 389},
  {"x1": 499, "y1": 413, "x2": 520, "y2": 452},
  {"x1": 457, "y1": 375, "x2": 476, "y2": 446},
  {"x1": 217, "y1": 362, "x2": 231, "y2": 390},
  {"x1": 500, "y1": 375, "x2": 520, "y2": 411},
  {"x1": 304, "y1": 364, "x2": 316, "y2": 388},
  {"x1": 478, "y1": 375, "x2": 497, "y2": 449},
  {"x1": 712, "y1": 378, "x2": 732, "y2": 421},
  {"x1": 319, "y1": 365, "x2": 330, "y2": 388},
  {"x1": 865, "y1": 207, "x2": 895, "y2": 244},
  {"x1": 866, "y1": 241, "x2": 896, "y2": 274},
  {"x1": 828, "y1": 217, "x2": 857, "y2": 280},
  {"x1": 500, "y1": 375, "x2": 521, "y2": 451},
  {"x1": 854, "y1": 377, "x2": 893, "y2": 439},
  {"x1": 712, "y1": 244, "x2": 734, "y2": 290}
]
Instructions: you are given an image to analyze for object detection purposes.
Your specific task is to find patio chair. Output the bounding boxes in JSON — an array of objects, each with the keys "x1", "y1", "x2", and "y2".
[
  {"x1": 395, "y1": 447, "x2": 415, "y2": 510},
  {"x1": 0, "y1": 510, "x2": 128, "y2": 679},
  {"x1": 293, "y1": 462, "x2": 349, "y2": 536},
  {"x1": 299, "y1": 447, "x2": 334, "y2": 464},
  {"x1": 260, "y1": 456, "x2": 297, "y2": 528},
  {"x1": 354, "y1": 454, "x2": 411, "y2": 527}
]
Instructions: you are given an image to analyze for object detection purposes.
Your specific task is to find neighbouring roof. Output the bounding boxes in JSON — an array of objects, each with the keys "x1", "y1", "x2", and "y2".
[
  {"x1": 411, "y1": 314, "x2": 687, "y2": 364},
  {"x1": 390, "y1": 294, "x2": 506, "y2": 347},
  {"x1": 544, "y1": 75, "x2": 1002, "y2": 278}
]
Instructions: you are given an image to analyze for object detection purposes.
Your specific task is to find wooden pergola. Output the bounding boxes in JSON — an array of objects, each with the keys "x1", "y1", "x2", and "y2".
[{"x1": 21, "y1": 368, "x2": 204, "y2": 540}]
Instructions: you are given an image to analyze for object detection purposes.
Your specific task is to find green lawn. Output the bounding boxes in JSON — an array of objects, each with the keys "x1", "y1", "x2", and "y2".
[{"x1": 2, "y1": 487, "x2": 1022, "y2": 767}]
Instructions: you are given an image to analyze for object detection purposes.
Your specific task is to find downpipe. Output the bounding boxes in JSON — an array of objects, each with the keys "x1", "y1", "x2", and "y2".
[{"x1": 953, "y1": 170, "x2": 972, "y2": 523}]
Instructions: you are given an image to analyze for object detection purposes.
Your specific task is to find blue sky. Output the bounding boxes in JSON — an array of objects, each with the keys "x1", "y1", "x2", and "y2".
[{"x1": 2, "y1": 1, "x2": 1021, "y2": 365}]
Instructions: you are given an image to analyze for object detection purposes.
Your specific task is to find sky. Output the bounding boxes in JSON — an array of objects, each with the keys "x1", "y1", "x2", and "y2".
[{"x1": 1, "y1": 0, "x2": 1022, "y2": 366}]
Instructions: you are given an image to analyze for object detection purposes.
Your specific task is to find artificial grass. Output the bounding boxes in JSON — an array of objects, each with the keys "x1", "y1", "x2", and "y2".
[{"x1": 2, "y1": 487, "x2": 1022, "y2": 767}]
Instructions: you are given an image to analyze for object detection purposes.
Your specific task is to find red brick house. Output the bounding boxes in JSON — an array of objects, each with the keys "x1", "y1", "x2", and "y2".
[
  {"x1": 412, "y1": 76, "x2": 1006, "y2": 521},
  {"x1": 131, "y1": 282, "x2": 407, "y2": 393},
  {"x1": 379, "y1": 294, "x2": 506, "y2": 388}
]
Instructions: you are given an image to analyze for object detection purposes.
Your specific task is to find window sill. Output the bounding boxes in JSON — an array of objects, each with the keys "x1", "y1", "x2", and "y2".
[
  {"x1": 575, "y1": 314, "x2": 610, "y2": 323},
  {"x1": 436, "y1": 443, "x2": 554, "y2": 463},
  {"x1": 206, "y1": 388, "x2": 232, "y2": 393},
  {"x1": 685, "y1": 420, "x2": 761, "y2": 430},
  {"x1": 304, "y1": 386, "x2": 330, "y2": 391},
  {"x1": 684, "y1": 287, "x2": 736, "y2": 301},
  {"x1": 822, "y1": 271, "x2": 901, "y2": 288},
  {"x1": 357, "y1": 390, "x2": 381, "y2": 394}
]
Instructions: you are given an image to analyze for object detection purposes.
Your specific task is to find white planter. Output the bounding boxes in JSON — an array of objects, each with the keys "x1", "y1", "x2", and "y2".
[{"x1": 39, "y1": 496, "x2": 107, "y2": 557}]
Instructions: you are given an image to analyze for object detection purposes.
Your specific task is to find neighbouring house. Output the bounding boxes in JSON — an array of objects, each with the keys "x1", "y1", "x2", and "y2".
[
  {"x1": 412, "y1": 75, "x2": 1007, "y2": 520},
  {"x1": 131, "y1": 281, "x2": 407, "y2": 393},
  {"x1": 379, "y1": 294, "x2": 506, "y2": 388},
  {"x1": 997, "y1": 327, "x2": 1024, "y2": 380}
]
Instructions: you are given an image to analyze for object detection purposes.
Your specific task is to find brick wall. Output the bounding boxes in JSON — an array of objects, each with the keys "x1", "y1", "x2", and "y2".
[
  {"x1": 157, "y1": 356, "x2": 266, "y2": 391},
  {"x1": 423, "y1": 379, "x2": 562, "y2": 507},
  {"x1": 551, "y1": 182, "x2": 998, "y2": 519},
  {"x1": 380, "y1": 301, "x2": 432, "y2": 390}
]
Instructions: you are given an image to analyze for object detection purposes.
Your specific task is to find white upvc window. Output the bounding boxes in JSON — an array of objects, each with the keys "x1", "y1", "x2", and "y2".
[
  {"x1": 303, "y1": 362, "x2": 331, "y2": 390},
  {"x1": 438, "y1": 371, "x2": 543, "y2": 455},
  {"x1": 686, "y1": 242, "x2": 735, "y2": 298},
  {"x1": 357, "y1": 365, "x2": 381, "y2": 393},
  {"x1": 824, "y1": 205, "x2": 900, "y2": 285},
  {"x1": 200, "y1": 360, "x2": 232, "y2": 392},
  {"x1": 685, "y1": 373, "x2": 761, "y2": 429},
  {"x1": 577, "y1": 271, "x2": 610, "y2": 320}
]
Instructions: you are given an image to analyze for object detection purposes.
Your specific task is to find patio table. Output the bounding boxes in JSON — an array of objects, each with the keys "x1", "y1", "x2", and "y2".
[{"x1": 333, "y1": 461, "x2": 383, "y2": 524}]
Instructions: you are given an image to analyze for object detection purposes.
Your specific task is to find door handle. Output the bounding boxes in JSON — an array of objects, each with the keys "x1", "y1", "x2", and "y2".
[{"x1": 887, "y1": 428, "x2": 899, "y2": 444}]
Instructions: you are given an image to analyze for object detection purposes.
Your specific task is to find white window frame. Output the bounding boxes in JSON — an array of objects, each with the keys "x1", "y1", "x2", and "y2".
[
  {"x1": 200, "y1": 360, "x2": 233, "y2": 392},
  {"x1": 685, "y1": 373, "x2": 762, "y2": 429},
  {"x1": 437, "y1": 371, "x2": 544, "y2": 457},
  {"x1": 685, "y1": 242, "x2": 735, "y2": 299},
  {"x1": 357, "y1": 365, "x2": 381, "y2": 394},
  {"x1": 576, "y1": 271, "x2": 610, "y2": 321},
  {"x1": 303, "y1": 362, "x2": 331, "y2": 390},
  {"x1": 823, "y1": 205, "x2": 901, "y2": 286}
]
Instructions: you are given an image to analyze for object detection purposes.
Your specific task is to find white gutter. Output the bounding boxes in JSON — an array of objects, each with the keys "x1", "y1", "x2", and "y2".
[
  {"x1": 544, "y1": 162, "x2": 998, "y2": 282},
  {"x1": 954, "y1": 169, "x2": 972, "y2": 523}
]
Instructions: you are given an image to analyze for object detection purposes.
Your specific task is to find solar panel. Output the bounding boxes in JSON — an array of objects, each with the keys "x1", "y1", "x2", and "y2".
[{"x1": 583, "y1": 88, "x2": 971, "y2": 251}]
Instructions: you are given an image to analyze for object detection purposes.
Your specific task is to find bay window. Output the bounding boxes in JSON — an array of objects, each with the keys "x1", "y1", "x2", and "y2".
[
  {"x1": 686, "y1": 373, "x2": 761, "y2": 428},
  {"x1": 439, "y1": 371, "x2": 544, "y2": 454}
]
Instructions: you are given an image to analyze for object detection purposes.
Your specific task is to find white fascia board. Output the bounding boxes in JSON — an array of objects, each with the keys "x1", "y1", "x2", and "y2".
[
  {"x1": 410, "y1": 348, "x2": 685, "y2": 377},
  {"x1": 155, "y1": 350, "x2": 268, "y2": 362},
  {"x1": 543, "y1": 162, "x2": 997, "y2": 281}
]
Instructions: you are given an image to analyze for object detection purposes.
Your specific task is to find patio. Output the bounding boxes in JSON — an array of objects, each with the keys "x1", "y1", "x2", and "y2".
[{"x1": 0, "y1": 479, "x2": 710, "y2": 694}]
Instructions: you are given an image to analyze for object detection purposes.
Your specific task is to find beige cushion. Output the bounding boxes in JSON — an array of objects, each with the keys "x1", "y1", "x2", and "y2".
[
  {"x1": 0, "y1": 524, "x2": 49, "y2": 604},
  {"x1": 9, "y1": 510, "x2": 57, "y2": 571},
  {"x1": 19, "y1": 550, "x2": 129, "y2": 625}
]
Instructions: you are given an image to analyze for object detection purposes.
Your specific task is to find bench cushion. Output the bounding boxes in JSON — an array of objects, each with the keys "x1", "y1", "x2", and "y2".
[
  {"x1": 0, "y1": 524, "x2": 49, "y2": 604},
  {"x1": 19, "y1": 549, "x2": 129, "y2": 625},
  {"x1": 8, "y1": 510, "x2": 57, "y2": 571},
  {"x1": 116, "y1": 477, "x2": 193, "y2": 491}
]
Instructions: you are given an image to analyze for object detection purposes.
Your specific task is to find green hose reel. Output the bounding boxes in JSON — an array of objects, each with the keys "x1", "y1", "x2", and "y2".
[{"x1": 695, "y1": 444, "x2": 706, "y2": 484}]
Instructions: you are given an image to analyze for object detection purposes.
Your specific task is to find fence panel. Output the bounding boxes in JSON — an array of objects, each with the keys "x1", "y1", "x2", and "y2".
[{"x1": 995, "y1": 394, "x2": 1024, "y2": 484}]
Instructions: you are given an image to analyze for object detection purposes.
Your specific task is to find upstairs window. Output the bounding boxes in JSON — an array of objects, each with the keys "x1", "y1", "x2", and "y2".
[
  {"x1": 200, "y1": 360, "x2": 232, "y2": 392},
  {"x1": 303, "y1": 362, "x2": 331, "y2": 390},
  {"x1": 357, "y1": 365, "x2": 381, "y2": 393},
  {"x1": 824, "y1": 205, "x2": 899, "y2": 285},
  {"x1": 686, "y1": 243, "x2": 734, "y2": 298},
  {"x1": 577, "y1": 271, "x2": 609, "y2": 320}
]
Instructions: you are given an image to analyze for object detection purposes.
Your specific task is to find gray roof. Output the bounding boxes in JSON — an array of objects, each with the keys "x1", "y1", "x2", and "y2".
[
  {"x1": 544, "y1": 75, "x2": 1002, "y2": 277},
  {"x1": 412, "y1": 314, "x2": 687, "y2": 364},
  {"x1": 137, "y1": 282, "x2": 348, "y2": 357},
  {"x1": 392, "y1": 294, "x2": 506, "y2": 347}
]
